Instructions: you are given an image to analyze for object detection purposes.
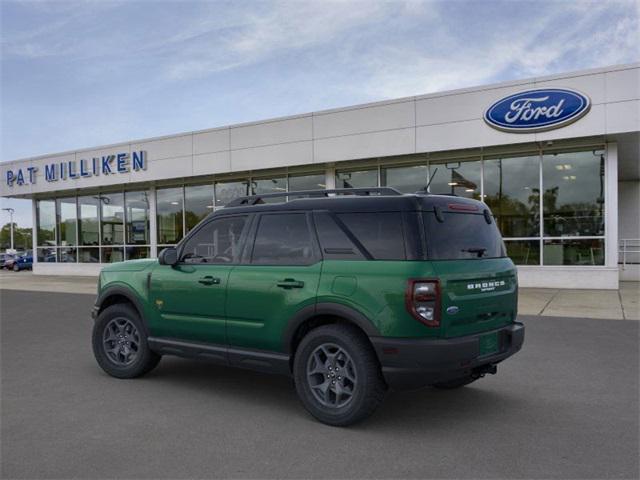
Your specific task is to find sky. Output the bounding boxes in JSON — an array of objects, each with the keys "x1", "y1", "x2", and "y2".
[{"x1": 1, "y1": 0, "x2": 639, "y2": 228}]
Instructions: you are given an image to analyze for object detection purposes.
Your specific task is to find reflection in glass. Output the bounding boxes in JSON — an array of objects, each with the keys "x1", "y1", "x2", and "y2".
[
  {"x1": 483, "y1": 156, "x2": 540, "y2": 238},
  {"x1": 336, "y1": 169, "x2": 378, "y2": 189},
  {"x1": 56, "y1": 198, "x2": 77, "y2": 246},
  {"x1": 100, "y1": 193, "x2": 124, "y2": 245},
  {"x1": 429, "y1": 160, "x2": 481, "y2": 199},
  {"x1": 102, "y1": 247, "x2": 124, "y2": 263},
  {"x1": 543, "y1": 239, "x2": 604, "y2": 265},
  {"x1": 542, "y1": 150, "x2": 605, "y2": 237},
  {"x1": 125, "y1": 191, "x2": 150, "y2": 245},
  {"x1": 504, "y1": 240, "x2": 540, "y2": 265},
  {"x1": 215, "y1": 180, "x2": 249, "y2": 207},
  {"x1": 185, "y1": 184, "x2": 214, "y2": 232},
  {"x1": 126, "y1": 246, "x2": 150, "y2": 260},
  {"x1": 78, "y1": 247, "x2": 100, "y2": 263},
  {"x1": 288, "y1": 173, "x2": 325, "y2": 192},
  {"x1": 381, "y1": 164, "x2": 428, "y2": 193},
  {"x1": 37, "y1": 247, "x2": 57, "y2": 262},
  {"x1": 37, "y1": 200, "x2": 56, "y2": 246},
  {"x1": 58, "y1": 247, "x2": 77, "y2": 263},
  {"x1": 157, "y1": 187, "x2": 184, "y2": 244},
  {"x1": 78, "y1": 196, "x2": 100, "y2": 246},
  {"x1": 251, "y1": 177, "x2": 287, "y2": 203}
]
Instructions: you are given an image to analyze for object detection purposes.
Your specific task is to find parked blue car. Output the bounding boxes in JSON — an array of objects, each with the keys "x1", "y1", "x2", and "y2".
[{"x1": 13, "y1": 252, "x2": 33, "y2": 271}]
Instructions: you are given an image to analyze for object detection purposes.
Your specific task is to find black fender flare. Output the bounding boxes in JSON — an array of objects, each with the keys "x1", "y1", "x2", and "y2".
[
  {"x1": 282, "y1": 302, "x2": 381, "y2": 354},
  {"x1": 94, "y1": 285, "x2": 150, "y2": 336}
]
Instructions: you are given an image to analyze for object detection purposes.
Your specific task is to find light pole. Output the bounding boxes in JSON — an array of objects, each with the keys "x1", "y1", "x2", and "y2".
[{"x1": 2, "y1": 207, "x2": 15, "y2": 251}]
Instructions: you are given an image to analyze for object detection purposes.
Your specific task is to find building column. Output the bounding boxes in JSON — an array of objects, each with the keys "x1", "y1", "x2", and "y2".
[
  {"x1": 31, "y1": 198, "x2": 37, "y2": 268},
  {"x1": 149, "y1": 186, "x2": 158, "y2": 258},
  {"x1": 325, "y1": 164, "x2": 336, "y2": 190},
  {"x1": 605, "y1": 142, "x2": 619, "y2": 275}
]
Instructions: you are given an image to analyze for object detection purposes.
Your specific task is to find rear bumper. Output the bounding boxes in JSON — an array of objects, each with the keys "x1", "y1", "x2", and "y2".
[{"x1": 370, "y1": 322, "x2": 524, "y2": 391}]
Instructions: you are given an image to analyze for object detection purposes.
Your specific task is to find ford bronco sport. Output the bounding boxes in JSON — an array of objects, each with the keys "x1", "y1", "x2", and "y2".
[{"x1": 91, "y1": 188, "x2": 524, "y2": 426}]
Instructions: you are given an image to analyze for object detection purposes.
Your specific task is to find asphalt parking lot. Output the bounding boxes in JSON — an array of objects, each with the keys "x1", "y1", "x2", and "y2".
[{"x1": 1, "y1": 289, "x2": 638, "y2": 479}]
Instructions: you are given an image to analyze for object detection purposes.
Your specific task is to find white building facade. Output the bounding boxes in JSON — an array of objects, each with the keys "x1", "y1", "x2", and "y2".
[{"x1": 2, "y1": 63, "x2": 639, "y2": 289}]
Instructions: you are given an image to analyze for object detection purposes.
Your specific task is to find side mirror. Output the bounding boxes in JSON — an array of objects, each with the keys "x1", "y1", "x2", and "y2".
[{"x1": 158, "y1": 247, "x2": 178, "y2": 266}]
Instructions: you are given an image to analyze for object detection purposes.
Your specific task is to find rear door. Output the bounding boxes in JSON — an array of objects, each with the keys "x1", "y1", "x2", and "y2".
[
  {"x1": 226, "y1": 212, "x2": 322, "y2": 352},
  {"x1": 423, "y1": 209, "x2": 518, "y2": 338}
]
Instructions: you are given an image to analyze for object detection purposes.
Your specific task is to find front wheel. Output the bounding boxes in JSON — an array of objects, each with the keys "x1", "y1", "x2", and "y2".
[
  {"x1": 293, "y1": 324, "x2": 386, "y2": 427},
  {"x1": 92, "y1": 303, "x2": 161, "y2": 379},
  {"x1": 12, "y1": 264, "x2": 19, "y2": 272}
]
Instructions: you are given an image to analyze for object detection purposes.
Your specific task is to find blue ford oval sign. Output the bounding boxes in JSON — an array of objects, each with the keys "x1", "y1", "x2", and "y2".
[{"x1": 484, "y1": 88, "x2": 591, "y2": 133}]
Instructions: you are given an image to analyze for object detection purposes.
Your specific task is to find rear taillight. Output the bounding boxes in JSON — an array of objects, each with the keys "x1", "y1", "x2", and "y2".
[{"x1": 405, "y1": 279, "x2": 440, "y2": 327}]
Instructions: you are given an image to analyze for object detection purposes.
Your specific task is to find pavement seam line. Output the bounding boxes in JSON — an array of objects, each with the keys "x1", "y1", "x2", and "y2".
[
  {"x1": 617, "y1": 288, "x2": 627, "y2": 320},
  {"x1": 539, "y1": 289, "x2": 561, "y2": 316}
]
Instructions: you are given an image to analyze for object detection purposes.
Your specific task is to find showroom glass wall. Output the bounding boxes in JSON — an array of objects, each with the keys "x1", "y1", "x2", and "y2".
[
  {"x1": 36, "y1": 190, "x2": 151, "y2": 263},
  {"x1": 34, "y1": 146, "x2": 605, "y2": 266},
  {"x1": 335, "y1": 146, "x2": 606, "y2": 266}
]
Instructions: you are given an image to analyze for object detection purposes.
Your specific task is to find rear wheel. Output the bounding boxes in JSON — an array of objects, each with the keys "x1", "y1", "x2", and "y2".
[
  {"x1": 432, "y1": 375, "x2": 478, "y2": 389},
  {"x1": 92, "y1": 303, "x2": 161, "y2": 379},
  {"x1": 293, "y1": 324, "x2": 386, "y2": 426}
]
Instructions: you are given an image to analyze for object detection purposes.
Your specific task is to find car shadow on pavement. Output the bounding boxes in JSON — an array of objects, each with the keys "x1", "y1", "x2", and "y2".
[{"x1": 130, "y1": 355, "x2": 523, "y2": 429}]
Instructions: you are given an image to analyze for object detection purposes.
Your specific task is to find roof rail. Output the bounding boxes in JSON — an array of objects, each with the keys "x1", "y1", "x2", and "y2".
[{"x1": 225, "y1": 187, "x2": 403, "y2": 208}]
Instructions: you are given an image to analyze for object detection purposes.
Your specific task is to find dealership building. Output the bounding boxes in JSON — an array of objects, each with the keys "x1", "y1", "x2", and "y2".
[{"x1": 1, "y1": 63, "x2": 638, "y2": 289}]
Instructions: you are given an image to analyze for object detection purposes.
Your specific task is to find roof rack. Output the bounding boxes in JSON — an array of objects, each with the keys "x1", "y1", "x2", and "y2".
[{"x1": 225, "y1": 187, "x2": 403, "y2": 208}]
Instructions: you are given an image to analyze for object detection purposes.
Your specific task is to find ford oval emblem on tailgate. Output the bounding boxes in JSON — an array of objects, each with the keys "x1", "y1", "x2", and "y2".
[{"x1": 447, "y1": 306, "x2": 459, "y2": 315}]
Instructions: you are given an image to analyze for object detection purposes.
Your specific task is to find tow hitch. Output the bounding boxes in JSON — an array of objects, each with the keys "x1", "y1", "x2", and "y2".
[{"x1": 472, "y1": 364, "x2": 497, "y2": 379}]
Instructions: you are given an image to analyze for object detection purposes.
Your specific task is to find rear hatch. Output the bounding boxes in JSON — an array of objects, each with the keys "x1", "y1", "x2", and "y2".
[{"x1": 423, "y1": 206, "x2": 518, "y2": 338}]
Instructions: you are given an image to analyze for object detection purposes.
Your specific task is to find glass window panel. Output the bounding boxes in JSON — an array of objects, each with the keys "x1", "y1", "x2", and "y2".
[
  {"x1": 78, "y1": 247, "x2": 100, "y2": 263},
  {"x1": 58, "y1": 247, "x2": 77, "y2": 263},
  {"x1": 36, "y1": 200, "x2": 56, "y2": 246},
  {"x1": 543, "y1": 238, "x2": 604, "y2": 266},
  {"x1": 100, "y1": 193, "x2": 124, "y2": 245},
  {"x1": 78, "y1": 196, "x2": 100, "y2": 246},
  {"x1": 339, "y1": 212, "x2": 406, "y2": 260},
  {"x1": 125, "y1": 191, "x2": 150, "y2": 245},
  {"x1": 336, "y1": 169, "x2": 378, "y2": 189},
  {"x1": 102, "y1": 247, "x2": 124, "y2": 263},
  {"x1": 56, "y1": 198, "x2": 77, "y2": 246},
  {"x1": 215, "y1": 180, "x2": 249, "y2": 207},
  {"x1": 36, "y1": 246, "x2": 57, "y2": 262},
  {"x1": 428, "y1": 160, "x2": 481, "y2": 199},
  {"x1": 185, "y1": 184, "x2": 214, "y2": 233},
  {"x1": 483, "y1": 155, "x2": 540, "y2": 238},
  {"x1": 251, "y1": 214, "x2": 314, "y2": 265},
  {"x1": 251, "y1": 177, "x2": 287, "y2": 203},
  {"x1": 125, "y1": 246, "x2": 150, "y2": 260},
  {"x1": 288, "y1": 173, "x2": 325, "y2": 192},
  {"x1": 504, "y1": 240, "x2": 540, "y2": 265},
  {"x1": 156, "y1": 187, "x2": 184, "y2": 244},
  {"x1": 381, "y1": 164, "x2": 428, "y2": 193},
  {"x1": 542, "y1": 150, "x2": 605, "y2": 237}
]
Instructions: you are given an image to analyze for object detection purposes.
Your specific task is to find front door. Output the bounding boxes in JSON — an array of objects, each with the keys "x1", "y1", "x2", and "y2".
[
  {"x1": 149, "y1": 214, "x2": 250, "y2": 345},
  {"x1": 226, "y1": 212, "x2": 322, "y2": 352}
]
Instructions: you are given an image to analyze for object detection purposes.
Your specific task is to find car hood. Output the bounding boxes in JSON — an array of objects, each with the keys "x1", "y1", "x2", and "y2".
[{"x1": 100, "y1": 258, "x2": 157, "y2": 273}]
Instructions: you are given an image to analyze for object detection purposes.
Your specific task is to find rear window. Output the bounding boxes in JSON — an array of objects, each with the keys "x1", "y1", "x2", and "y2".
[{"x1": 423, "y1": 212, "x2": 506, "y2": 260}]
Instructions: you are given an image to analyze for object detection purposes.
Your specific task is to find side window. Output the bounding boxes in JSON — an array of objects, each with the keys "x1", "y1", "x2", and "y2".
[
  {"x1": 181, "y1": 216, "x2": 247, "y2": 264},
  {"x1": 252, "y1": 213, "x2": 315, "y2": 265},
  {"x1": 314, "y1": 212, "x2": 365, "y2": 260},
  {"x1": 337, "y1": 212, "x2": 406, "y2": 260}
]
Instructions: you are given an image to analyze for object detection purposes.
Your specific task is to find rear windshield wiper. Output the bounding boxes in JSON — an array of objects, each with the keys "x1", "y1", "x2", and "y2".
[{"x1": 462, "y1": 247, "x2": 487, "y2": 258}]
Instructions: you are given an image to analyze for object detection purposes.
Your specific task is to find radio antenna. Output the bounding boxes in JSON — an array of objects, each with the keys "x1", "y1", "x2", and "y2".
[{"x1": 424, "y1": 167, "x2": 438, "y2": 192}]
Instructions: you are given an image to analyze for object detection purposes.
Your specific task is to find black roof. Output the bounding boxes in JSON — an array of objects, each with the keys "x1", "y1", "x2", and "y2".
[{"x1": 215, "y1": 188, "x2": 487, "y2": 216}]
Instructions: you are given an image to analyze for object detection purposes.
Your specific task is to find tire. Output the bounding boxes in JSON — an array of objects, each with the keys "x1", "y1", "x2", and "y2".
[
  {"x1": 92, "y1": 303, "x2": 161, "y2": 379},
  {"x1": 432, "y1": 375, "x2": 478, "y2": 389},
  {"x1": 293, "y1": 324, "x2": 386, "y2": 427},
  {"x1": 12, "y1": 264, "x2": 19, "y2": 272}
]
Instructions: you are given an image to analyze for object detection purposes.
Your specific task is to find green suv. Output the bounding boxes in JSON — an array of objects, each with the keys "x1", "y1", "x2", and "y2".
[{"x1": 91, "y1": 188, "x2": 524, "y2": 426}]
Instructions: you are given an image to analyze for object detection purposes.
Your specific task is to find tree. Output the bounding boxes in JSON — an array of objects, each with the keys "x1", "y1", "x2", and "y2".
[{"x1": 0, "y1": 223, "x2": 32, "y2": 251}]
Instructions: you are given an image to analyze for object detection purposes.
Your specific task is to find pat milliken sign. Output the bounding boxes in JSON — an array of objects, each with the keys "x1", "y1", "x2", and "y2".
[
  {"x1": 5, "y1": 151, "x2": 147, "y2": 187},
  {"x1": 484, "y1": 88, "x2": 591, "y2": 133}
]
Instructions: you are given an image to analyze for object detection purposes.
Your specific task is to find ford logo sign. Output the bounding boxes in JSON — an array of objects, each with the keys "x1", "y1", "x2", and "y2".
[{"x1": 484, "y1": 88, "x2": 591, "y2": 133}]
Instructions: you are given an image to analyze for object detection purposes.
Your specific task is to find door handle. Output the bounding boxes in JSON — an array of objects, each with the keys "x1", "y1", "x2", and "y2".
[
  {"x1": 198, "y1": 276, "x2": 221, "y2": 286},
  {"x1": 276, "y1": 278, "x2": 305, "y2": 289}
]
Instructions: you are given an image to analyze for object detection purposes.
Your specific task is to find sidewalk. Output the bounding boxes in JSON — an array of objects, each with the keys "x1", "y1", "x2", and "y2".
[{"x1": 1, "y1": 271, "x2": 638, "y2": 320}]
